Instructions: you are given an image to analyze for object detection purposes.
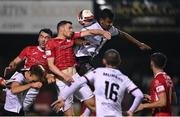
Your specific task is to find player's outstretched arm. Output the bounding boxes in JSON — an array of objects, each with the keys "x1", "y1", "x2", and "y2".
[
  {"x1": 4, "y1": 57, "x2": 22, "y2": 77},
  {"x1": 80, "y1": 29, "x2": 111, "y2": 40},
  {"x1": 118, "y1": 30, "x2": 151, "y2": 50}
]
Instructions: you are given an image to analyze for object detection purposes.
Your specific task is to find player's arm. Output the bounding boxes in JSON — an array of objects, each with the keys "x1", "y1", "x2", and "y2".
[
  {"x1": 4, "y1": 57, "x2": 22, "y2": 77},
  {"x1": 136, "y1": 91, "x2": 167, "y2": 112},
  {"x1": 127, "y1": 88, "x2": 144, "y2": 115},
  {"x1": 11, "y1": 81, "x2": 42, "y2": 95},
  {"x1": 75, "y1": 38, "x2": 90, "y2": 46},
  {"x1": 47, "y1": 57, "x2": 74, "y2": 83},
  {"x1": 80, "y1": 29, "x2": 111, "y2": 40},
  {"x1": 118, "y1": 30, "x2": 151, "y2": 50}
]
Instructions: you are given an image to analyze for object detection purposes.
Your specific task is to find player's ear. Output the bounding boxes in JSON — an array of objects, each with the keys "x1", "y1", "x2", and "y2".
[
  {"x1": 99, "y1": 18, "x2": 103, "y2": 24},
  {"x1": 102, "y1": 58, "x2": 107, "y2": 65}
]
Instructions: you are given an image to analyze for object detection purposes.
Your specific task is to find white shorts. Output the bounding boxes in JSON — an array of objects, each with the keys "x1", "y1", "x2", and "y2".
[
  {"x1": 75, "y1": 83, "x2": 94, "y2": 102},
  {"x1": 56, "y1": 66, "x2": 76, "y2": 112},
  {"x1": 72, "y1": 73, "x2": 94, "y2": 102}
]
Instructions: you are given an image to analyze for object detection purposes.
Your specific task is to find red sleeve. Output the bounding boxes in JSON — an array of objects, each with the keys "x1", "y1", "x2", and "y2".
[
  {"x1": 154, "y1": 76, "x2": 166, "y2": 94},
  {"x1": 72, "y1": 32, "x2": 81, "y2": 39},
  {"x1": 45, "y1": 40, "x2": 55, "y2": 58},
  {"x1": 18, "y1": 47, "x2": 29, "y2": 59}
]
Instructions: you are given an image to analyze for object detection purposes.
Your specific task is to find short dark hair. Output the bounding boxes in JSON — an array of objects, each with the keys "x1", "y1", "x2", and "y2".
[
  {"x1": 151, "y1": 52, "x2": 167, "y2": 69},
  {"x1": 99, "y1": 8, "x2": 114, "y2": 20},
  {"x1": 38, "y1": 28, "x2": 53, "y2": 37},
  {"x1": 57, "y1": 20, "x2": 72, "y2": 30},
  {"x1": 29, "y1": 64, "x2": 46, "y2": 82},
  {"x1": 103, "y1": 49, "x2": 121, "y2": 67}
]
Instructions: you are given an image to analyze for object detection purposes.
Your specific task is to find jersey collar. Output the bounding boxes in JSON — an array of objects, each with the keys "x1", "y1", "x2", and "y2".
[
  {"x1": 154, "y1": 72, "x2": 166, "y2": 78},
  {"x1": 37, "y1": 46, "x2": 44, "y2": 52}
]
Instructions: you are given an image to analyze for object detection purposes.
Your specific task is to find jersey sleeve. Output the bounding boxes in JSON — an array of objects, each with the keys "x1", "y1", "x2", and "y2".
[
  {"x1": 125, "y1": 77, "x2": 138, "y2": 93},
  {"x1": 154, "y1": 76, "x2": 166, "y2": 94},
  {"x1": 10, "y1": 72, "x2": 25, "y2": 84},
  {"x1": 84, "y1": 69, "x2": 97, "y2": 84},
  {"x1": 18, "y1": 47, "x2": 29, "y2": 60},
  {"x1": 72, "y1": 32, "x2": 81, "y2": 39},
  {"x1": 109, "y1": 26, "x2": 119, "y2": 36},
  {"x1": 45, "y1": 40, "x2": 55, "y2": 58}
]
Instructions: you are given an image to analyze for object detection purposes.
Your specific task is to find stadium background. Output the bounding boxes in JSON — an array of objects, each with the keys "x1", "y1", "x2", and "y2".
[{"x1": 0, "y1": 0, "x2": 179, "y2": 116}]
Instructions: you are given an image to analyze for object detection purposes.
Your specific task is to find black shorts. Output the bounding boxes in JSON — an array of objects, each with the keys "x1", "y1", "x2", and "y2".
[{"x1": 76, "y1": 56, "x2": 94, "y2": 76}]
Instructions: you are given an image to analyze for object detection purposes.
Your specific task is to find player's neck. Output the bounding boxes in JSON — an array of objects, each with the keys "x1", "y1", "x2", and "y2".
[
  {"x1": 153, "y1": 68, "x2": 164, "y2": 77},
  {"x1": 106, "y1": 65, "x2": 117, "y2": 69},
  {"x1": 56, "y1": 34, "x2": 66, "y2": 40}
]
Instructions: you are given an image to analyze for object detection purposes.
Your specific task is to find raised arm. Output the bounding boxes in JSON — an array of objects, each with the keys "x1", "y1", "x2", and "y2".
[
  {"x1": 4, "y1": 57, "x2": 22, "y2": 77},
  {"x1": 80, "y1": 29, "x2": 111, "y2": 40},
  {"x1": 119, "y1": 30, "x2": 151, "y2": 50}
]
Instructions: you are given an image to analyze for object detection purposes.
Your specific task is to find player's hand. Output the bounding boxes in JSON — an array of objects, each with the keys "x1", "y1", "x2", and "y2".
[
  {"x1": 82, "y1": 40, "x2": 91, "y2": 46},
  {"x1": 126, "y1": 110, "x2": 133, "y2": 116},
  {"x1": 135, "y1": 104, "x2": 144, "y2": 112},
  {"x1": 46, "y1": 74, "x2": 56, "y2": 84},
  {"x1": 103, "y1": 31, "x2": 111, "y2": 40},
  {"x1": 139, "y1": 43, "x2": 151, "y2": 50},
  {"x1": 51, "y1": 97, "x2": 65, "y2": 113},
  {"x1": 144, "y1": 94, "x2": 151, "y2": 102},
  {"x1": 0, "y1": 77, "x2": 6, "y2": 87},
  {"x1": 63, "y1": 74, "x2": 74, "y2": 83},
  {"x1": 31, "y1": 82, "x2": 42, "y2": 89}
]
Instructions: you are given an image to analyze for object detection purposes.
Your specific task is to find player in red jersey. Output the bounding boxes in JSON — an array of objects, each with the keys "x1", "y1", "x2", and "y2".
[
  {"x1": 136, "y1": 52, "x2": 177, "y2": 116},
  {"x1": 4, "y1": 28, "x2": 52, "y2": 73},
  {"x1": 46, "y1": 20, "x2": 111, "y2": 116},
  {"x1": 2, "y1": 29, "x2": 55, "y2": 113}
]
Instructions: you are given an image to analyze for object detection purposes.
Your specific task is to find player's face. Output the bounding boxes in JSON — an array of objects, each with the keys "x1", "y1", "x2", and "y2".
[
  {"x1": 63, "y1": 23, "x2": 74, "y2": 38},
  {"x1": 38, "y1": 31, "x2": 51, "y2": 50},
  {"x1": 100, "y1": 17, "x2": 113, "y2": 30},
  {"x1": 26, "y1": 72, "x2": 40, "y2": 82}
]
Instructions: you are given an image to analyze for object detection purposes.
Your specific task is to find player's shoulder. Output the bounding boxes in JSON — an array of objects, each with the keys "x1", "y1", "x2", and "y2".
[
  {"x1": 23, "y1": 46, "x2": 37, "y2": 51},
  {"x1": 155, "y1": 72, "x2": 167, "y2": 81},
  {"x1": 10, "y1": 71, "x2": 25, "y2": 82}
]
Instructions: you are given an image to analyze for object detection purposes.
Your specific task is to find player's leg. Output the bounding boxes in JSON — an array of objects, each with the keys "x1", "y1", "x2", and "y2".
[
  {"x1": 56, "y1": 67, "x2": 77, "y2": 116},
  {"x1": 75, "y1": 83, "x2": 96, "y2": 115}
]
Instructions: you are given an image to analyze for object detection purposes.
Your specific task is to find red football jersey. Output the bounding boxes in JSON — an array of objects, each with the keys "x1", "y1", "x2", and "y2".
[
  {"x1": 150, "y1": 72, "x2": 174, "y2": 115},
  {"x1": 45, "y1": 32, "x2": 80, "y2": 70},
  {"x1": 18, "y1": 46, "x2": 49, "y2": 71}
]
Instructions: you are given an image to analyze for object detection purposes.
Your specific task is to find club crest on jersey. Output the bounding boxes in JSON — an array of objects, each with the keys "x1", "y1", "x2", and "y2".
[{"x1": 45, "y1": 50, "x2": 51, "y2": 56}]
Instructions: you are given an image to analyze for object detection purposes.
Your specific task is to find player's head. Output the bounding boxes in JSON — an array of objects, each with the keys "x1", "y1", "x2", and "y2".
[
  {"x1": 103, "y1": 49, "x2": 121, "y2": 68},
  {"x1": 57, "y1": 20, "x2": 74, "y2": 38},
  {"x1": 99, "y1": 9, "x2": 114, "y2": 30},
  {"x1": 25, "y1": 64, "x2": 46, "y2": 83},
  {"x1": 77, "y1": 9, "x2": 95, "y2": 26},
  {"x1": 150, "y1": 52, "x2": 167, "y2": 70},
  {"x1": 38, "y1": 28, "x2": 52, "y2": 50}
]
